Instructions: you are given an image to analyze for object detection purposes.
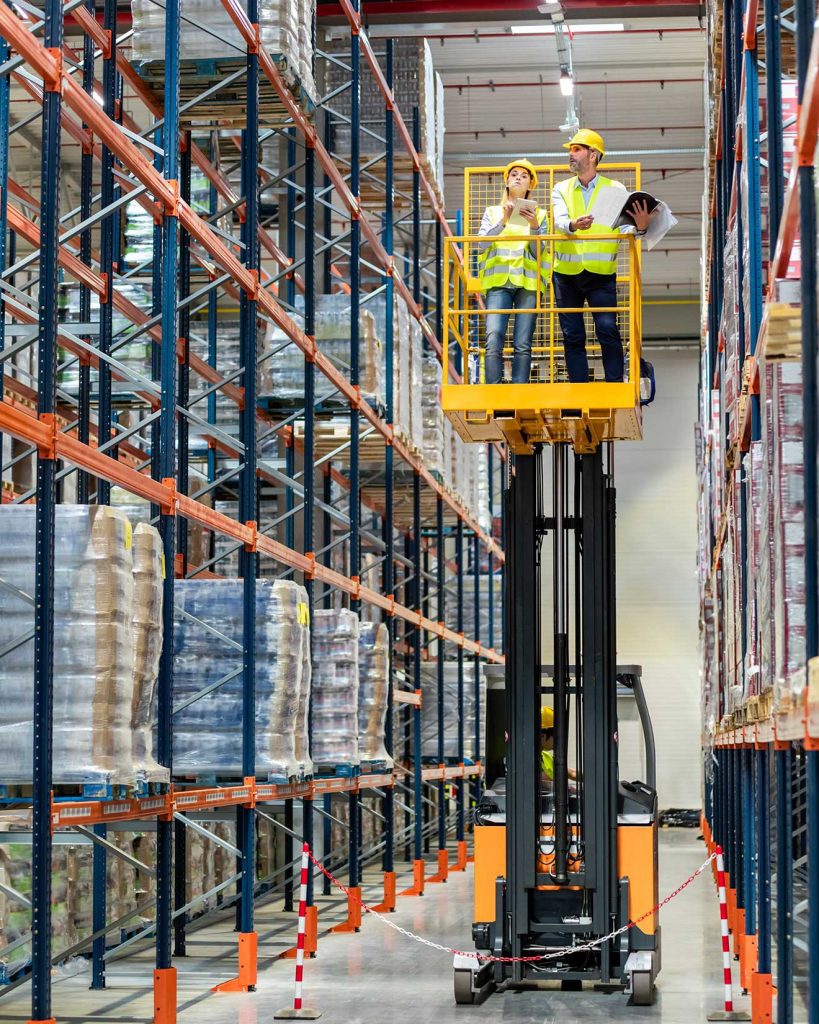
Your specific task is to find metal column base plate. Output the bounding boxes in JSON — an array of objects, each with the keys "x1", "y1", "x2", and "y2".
[
  {"x1": 706, "y1": 1012, "x2": 751, "y2": 1021},
  {"x1": 274, "y1": 1009, "x2": 322, "y2": 1020}
]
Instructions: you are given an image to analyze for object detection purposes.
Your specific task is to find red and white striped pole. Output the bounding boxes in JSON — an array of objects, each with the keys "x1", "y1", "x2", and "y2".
[
  {"x1": 275, "y1": 843, "x2": 321, "y2": 1021},
  {"x1": 707, "y1": 845, "x2": 750, "y2": 1021}
]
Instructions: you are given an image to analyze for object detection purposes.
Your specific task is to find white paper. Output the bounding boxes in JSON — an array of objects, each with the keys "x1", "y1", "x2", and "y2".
[
  {"x1": 644, "y1": 201, "x2": 678, "y2": 251},
  {"x1": 587, "y1": 185, "x2": 628, "y2": 229}
]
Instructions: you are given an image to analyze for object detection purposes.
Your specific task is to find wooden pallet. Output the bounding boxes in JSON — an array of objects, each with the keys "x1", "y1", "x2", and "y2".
[{"x1": 135, "y1": 56, "x2": 314, "y2": 129}]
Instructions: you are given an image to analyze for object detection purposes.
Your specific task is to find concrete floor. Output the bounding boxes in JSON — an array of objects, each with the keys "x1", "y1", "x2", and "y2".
[{"x1": 1, "y1": 830, "x2": 750, "y2": 1024}]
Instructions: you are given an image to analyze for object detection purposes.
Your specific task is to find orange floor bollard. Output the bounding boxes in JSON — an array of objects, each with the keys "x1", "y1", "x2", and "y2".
[
  {"x1": 739, "y1": 934, "x2": 757, "y2": 993},
  {"x1": 452, "y1": 840, "x2": 469, "y2": 871},
  {"x1": 427, "y1": 848, "x2": 449, "y2": 883},
  {"x1": 751, "y1": 972, "x2": 773, "y2": 1023},
  {"x1": 153, "y1": 966, "x2": 177, "y2": 1024},
  {"x1": 212, "y1": 932, "x2": 258, "y2": 992},
  {"x1": 372, "y1": 870, "x2": 397, "y2": 912},
  {"x1": 399, "y1": 858, "x2": 425, "y2": 897},
  {"x1": 329, "y1": 886, "x2": 363, "y2": 933}
]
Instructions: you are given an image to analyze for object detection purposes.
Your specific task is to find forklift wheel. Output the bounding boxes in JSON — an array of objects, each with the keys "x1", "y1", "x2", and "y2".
[
  {"x1": 454, "y1": 969, "x2": 476, "y2": 1005},
  {"x1": 630, "y1": 973, "x2": 655, "y2": 1006}
]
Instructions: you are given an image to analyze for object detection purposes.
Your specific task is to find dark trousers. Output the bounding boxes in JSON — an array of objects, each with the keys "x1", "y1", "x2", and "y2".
[{"x1": 553, "y1": 269, "x2": 624, "y2": 383}]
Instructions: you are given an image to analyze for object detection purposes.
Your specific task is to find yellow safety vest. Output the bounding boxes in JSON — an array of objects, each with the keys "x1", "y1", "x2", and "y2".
[
  {"x1": 478, "y1": 206, "x2": 551, "y2": 292},
  {"x1": 541, "y1": 749, "x2": 554, "y2": 779},
  {"x1": 554, "y1": 176, "x2": 621, "y2": 277}
]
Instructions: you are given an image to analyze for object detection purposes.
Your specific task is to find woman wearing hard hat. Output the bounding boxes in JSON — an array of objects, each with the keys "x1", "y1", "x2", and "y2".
[
  {"x1": 551, "y1": 129, "x2": 654, "y2": 383},
  {"x1": 476, "y1": 159, "x2": 550, "y2": 384}
]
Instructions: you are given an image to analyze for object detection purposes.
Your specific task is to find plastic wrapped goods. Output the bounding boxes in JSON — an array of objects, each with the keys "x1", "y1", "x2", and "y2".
[
  {"x1": 173, "y1": 579, "x2": 306, "y2": 779},
  {"x1": 358, "y1": 622, "x2": 392, "y2": 766},
  {"x1": 293, "y1": 588, "x2": 313, "y2": 778},
  {"x1": 311, "y1": 609, "x2": 360, "y2": 768},
  {"x1": 422, "y1": 354, "x2": 445, "y2": 476},
  {"x1": 0, "y1": 505, "x2": 136, "y2": 786},
  {"x1": 420, "y1": 662, "x2": 483, "y2": 762},
  {"x1": 131, "y1": 0, "x2": 300, "y2": 68},
  {"x1": 131, "y1": 524, "x2": 170, "y2": 784},
  {"x1": 257, "y1": 297, "x2": 384, "y2": 411}
]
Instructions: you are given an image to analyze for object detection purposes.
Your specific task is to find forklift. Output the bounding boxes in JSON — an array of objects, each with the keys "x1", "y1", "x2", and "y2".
[
  {"x1": 453, "y1": 444, "x2": 660, "y2": 1006},
  {"x1": 440, "y1": 161, "x2": 660, "y2": 1007}
]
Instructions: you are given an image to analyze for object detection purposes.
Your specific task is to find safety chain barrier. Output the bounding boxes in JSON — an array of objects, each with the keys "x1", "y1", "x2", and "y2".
[{"x1": 308, "y1": 848, "x2": 718, "y2": 964}]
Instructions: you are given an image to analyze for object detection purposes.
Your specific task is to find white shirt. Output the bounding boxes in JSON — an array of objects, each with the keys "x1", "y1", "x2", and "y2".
[{"x1": 551, "y1": 175, "x2": 636, "y2": 235}]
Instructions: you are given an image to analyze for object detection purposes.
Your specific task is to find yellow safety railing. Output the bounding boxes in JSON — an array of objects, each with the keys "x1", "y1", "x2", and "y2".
[{"x1": 441, "y1": 231, "x2": 644, "y2": 453}]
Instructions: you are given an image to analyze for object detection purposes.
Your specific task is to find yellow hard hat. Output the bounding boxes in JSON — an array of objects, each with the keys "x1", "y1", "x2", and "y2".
[
  {"x1": 541, "y1": 705, "x2": 554, "y2": 730},
  {"x1": 563, "y1": 128, "x2": 606, "y2": 159},
  {"x1": 504, "y1": 158, "x2": 539, "y2": 191}
]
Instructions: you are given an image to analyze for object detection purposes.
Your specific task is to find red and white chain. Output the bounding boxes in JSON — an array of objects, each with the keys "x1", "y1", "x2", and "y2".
[{"x1": 308, "y1": 849, "x2": 717, "y2": 964}]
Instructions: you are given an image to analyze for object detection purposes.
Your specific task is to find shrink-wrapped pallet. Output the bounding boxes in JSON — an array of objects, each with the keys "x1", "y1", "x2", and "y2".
[
  {"x1": 421, "y1": 353, "x2": 445, "y2": 476},
  {"x1": 0, "y1": 505, "x2": 136, "y2": 786},
  {"x1": 131, "y1": 524, "x2": 169, "y2": 783},
  {"x1": 773, "y1": 363, "x2": 805, "y2": 708},
  {"x1": 257, "y1": 297, "x2": 384, "y2": 412},
  {"x1": 325, "y1": 38, "x2": 443, "y2": 194},
  {"x1": 311, "y1": 609, "x2": 360, "y2": 768},
  {"x1": 420, "y1": 662, "x2": 483, "y2": 762},
  {"x1": 358, "y1": 622, "x2": 392, "y2": 766},
  {"x1": 173, "y1": 579, "x2": 305, "y2": 779},
  {"x1": 131, "y1": 0, "x2": 300, "y2": 69},
  {"x1": 293, "y1": 586, "x2": 313, "y2": 778}
]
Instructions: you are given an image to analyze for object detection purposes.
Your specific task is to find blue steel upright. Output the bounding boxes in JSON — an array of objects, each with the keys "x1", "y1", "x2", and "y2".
[
  {"x1": 436, "y1": 496, "x2": 446, "y2": 853},
  {"x1": 155, "y1": 0, "x2": 181, "y2": 988},
  {"x1": 456, "y1": 519, "x2": 465, "y2": 842},
  {"x1": 303, "y1": 140, "x2": 316, "y2": 903},
  {"x1": 382, "y1": 37, "x2": 396, "y2": 880},
  {"x1": 795, "y1": 2, "x2": 819, "y2": 1014},
  {"x1": 236, "y1": 0, "x2": 261, "y2": 951},
  {"x1": 96, "y1": 0, "x2": 119, "y2": 506},
  {"x1": 31, "y1": 0, "x2": 63, "y2": 1016},
  {"x1": 348, "y1": 0, "x2": 362, "y2": 892}
]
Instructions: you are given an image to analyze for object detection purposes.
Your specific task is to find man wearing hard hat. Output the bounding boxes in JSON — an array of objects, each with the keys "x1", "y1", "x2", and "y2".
[
  {"x1": 477, "y1": 158, "x2": 551, "y2": 384},
  {"x1": 551, "y1": 129, "x2": 653, "y2": 383},
  {"x1": 540, "y1": 704, "x2": 577, "y2": 781}
]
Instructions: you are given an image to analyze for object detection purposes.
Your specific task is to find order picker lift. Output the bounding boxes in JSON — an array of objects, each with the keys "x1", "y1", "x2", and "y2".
[{"x1": 442, "y1": 163, "x2": 659, "y2": 1007}]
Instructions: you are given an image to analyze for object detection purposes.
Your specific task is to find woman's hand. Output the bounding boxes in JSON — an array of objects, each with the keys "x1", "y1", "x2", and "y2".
[
  {"x1": 502, "y1": 199, "x2": 515, "y2": 222},
  {"x1": 520, "y1": 207, "x2": 538, "y2": 226}
]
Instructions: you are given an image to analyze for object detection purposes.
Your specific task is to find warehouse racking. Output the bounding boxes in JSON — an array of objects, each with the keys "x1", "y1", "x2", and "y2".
[
  {"x1": 0, "y1": 1, "x2": 503, "y2": 1020},
  {"x1": 699, "y1": 1, "x2": 818, "y2": 1021}
]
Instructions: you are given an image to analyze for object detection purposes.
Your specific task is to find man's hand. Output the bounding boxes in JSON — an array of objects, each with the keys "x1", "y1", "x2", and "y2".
[
  {"x1": 502, "y1": 199, "x2": 515, "y2": 223},
  {"x1": 630, "y1": 199, "x2": 656, "y2": 232},
  {"x1": 570, "y1": 214, "x2": 594, "y2": 231}
]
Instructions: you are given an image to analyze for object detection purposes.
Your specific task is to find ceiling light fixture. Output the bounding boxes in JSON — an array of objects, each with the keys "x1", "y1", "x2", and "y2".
[{"x1": 509, "y1": 22, "x2": 625, "y2": 35}]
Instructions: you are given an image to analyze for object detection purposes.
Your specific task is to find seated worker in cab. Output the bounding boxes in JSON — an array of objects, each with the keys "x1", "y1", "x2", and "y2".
[
  {"x1": 541, "y1": 705, "x2": 577, "y2": 782},
  {"x1": 476, "y1": 159, "x2": 551, "y2": 384}
]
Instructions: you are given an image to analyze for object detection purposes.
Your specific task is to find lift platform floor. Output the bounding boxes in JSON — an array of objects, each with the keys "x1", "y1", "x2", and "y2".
[{"x1": 0, "y1": 832, "x2": 762, "y2": 1024}]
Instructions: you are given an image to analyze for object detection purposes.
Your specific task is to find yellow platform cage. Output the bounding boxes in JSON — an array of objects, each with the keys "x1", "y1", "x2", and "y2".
[{"x1": 442, "y1": 163, "x2": 645, "y2": 454}]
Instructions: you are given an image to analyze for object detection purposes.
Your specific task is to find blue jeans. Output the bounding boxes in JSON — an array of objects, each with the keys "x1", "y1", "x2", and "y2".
[
  {"x1": 553, "y1": 270, "x2": 624, "y2": 383},
  {"x1": 484, "y1": 286, "x2": 537, "y2": 384}
]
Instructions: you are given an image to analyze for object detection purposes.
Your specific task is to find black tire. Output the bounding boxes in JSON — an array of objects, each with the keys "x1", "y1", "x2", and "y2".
[{"x1": 454, "y1": 969, "x2": 476, "y2": 1005}]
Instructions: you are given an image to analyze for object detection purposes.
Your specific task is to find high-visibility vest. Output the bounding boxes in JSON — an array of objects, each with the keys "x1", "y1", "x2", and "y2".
[
  {"x1": 478, "y1": 206, "x2": 551, "y2": 292},
  {"x1": 553, "y1": 176, "x2": 621, "y2": 276}
]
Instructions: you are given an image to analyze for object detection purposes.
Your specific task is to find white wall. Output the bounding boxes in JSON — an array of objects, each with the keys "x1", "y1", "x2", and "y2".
[{"x1": 614, "y1": 349, "x2": 700, "y2": 808}]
